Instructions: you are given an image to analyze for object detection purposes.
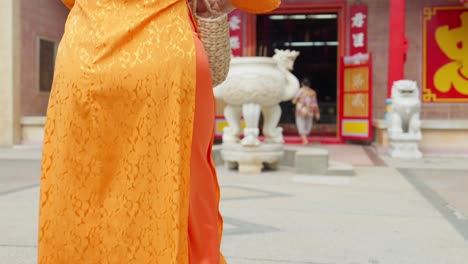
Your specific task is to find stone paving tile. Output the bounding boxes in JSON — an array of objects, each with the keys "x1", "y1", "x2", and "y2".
[
  {"x1": 219, "y1": 166, "x2": 468, "y2": 264},
  {"x1": 0, "y1": 160, "x2": 40, "y2": 194},
  {"x1": 400, "y1": 168, "x2": 468, "y2": 243},
  {"x1": 1, "y1": 149, "x2": 468, "y2": 263},
  {"x1": 224, "y1": 256, "x2": 328, "y2": 264},
  {"x1": 287, "y1": 145, "x2": 376, "y2": 167},
  {"x1": 0, "y1": 246, "x2": 37, "y2": 264},
  {"x1": 381, "y1": 155, "x2": 468, "y2": 170}
]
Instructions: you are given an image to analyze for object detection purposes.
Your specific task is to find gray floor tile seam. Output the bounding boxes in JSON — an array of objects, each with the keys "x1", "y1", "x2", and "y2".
[
  {"x1": 0, "y1": 245, "x2": 37, "y2": 249},
  {"x1": 221, "y1": 188, "x2": 428, "y2": 198},
  {"x1": 283, "y1": 186, "x2": 429, "y2": 195},
  {"x1": 0, "y1": 184, "x2": 40, "y2": 197},
  {"x1": 225, "y1": 256, "x2": 330, "y2": 264},
  {"x1": 0, "y1": 149, "x2": 42, "y2": 160},
  {"x1": 221, "y1": 185, "x2": 290, "y2": 192},
  {"x1": 400, "y1": 167, "x2": 468, "y2": 171},
  {"x1": 384, "y1": 164, "x2": 468, "y2": 170},
  {"x1": 220, "y1": 216, "x2": 281, "y2": 236},
  {"x1": 421, "y1": 153, "x2": 468, "y2": 158},
  {"x1": 225, "y1": 180, "x2": 408, "y2": 190},
  {"x1": 221, "y1": 196, "x2": 290, "y2": 202},
  {"x1": 363, "y1": 146, "x2": 388, "y2": 167},
  {"x1": 0, "y1": 157, "x2": 41, "y2": 162},
  {"x1": 399, "y1": 168, "x2": 468, "y2": 244},
  {"x1": 395, "y1": 167, "x2": 468, "y2": 173},
  {"x1": 352, "y1": 166, "x2": 390, "y2": 170},
  {"x1": 223, "y1": 230, "x2": 280, "y2": 236},
  {"x1": 220, "y1": 185, "x2": 292, "y2": 202},
  {"x1": 221, "y1": 206, "x2": 443, "y2": 220},
  {"x1": 221, "y1": 197, "x2": 433, "y2": 209},
  {"x1": 219, "y1": 178, "x2": 293, "y2": 182},
  {"x1": 220, "y1": 184, "x2": 290, "y2": 195},
  {"x1": 221, "y1": 182, "x2": 302, "y2": 188}
]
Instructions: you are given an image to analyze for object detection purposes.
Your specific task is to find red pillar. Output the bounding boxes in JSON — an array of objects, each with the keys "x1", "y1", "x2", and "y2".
[{"x1": 387, "y1": 0, "x2": 406, "y2": 98}]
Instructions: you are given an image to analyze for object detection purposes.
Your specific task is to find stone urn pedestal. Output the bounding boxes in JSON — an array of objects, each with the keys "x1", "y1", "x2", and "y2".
[
  {"x1": 389, "y1": 133, "x2": 422, "y2": 159},
  {"x1": 214, "y1": 49, "x2": 301, "y2": 173},
  {"x1": 221, "y1": 143, "x2": 284, "y2": 174}
]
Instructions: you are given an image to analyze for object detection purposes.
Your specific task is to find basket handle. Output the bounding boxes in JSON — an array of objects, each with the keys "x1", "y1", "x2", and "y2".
[{"x1": 191, "y1": 0, "x2": 222, "y2": 17}]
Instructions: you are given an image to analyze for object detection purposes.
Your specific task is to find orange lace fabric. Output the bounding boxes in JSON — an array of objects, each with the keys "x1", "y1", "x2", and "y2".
[
  {"x1": 38, "y1": 0, "x2": 280, "y2": 263},
  {"x1": 39, "y1": 1, "x2": 196, "y2": 263}
]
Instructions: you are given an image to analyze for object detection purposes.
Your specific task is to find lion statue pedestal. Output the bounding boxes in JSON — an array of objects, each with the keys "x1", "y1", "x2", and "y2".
[
  {"x1": 387, "y1": 80, "x2": 423, "y2": 159},
  {"x1": 214, "y1": 49, "x2": 300, "y2": 173},
  {"x1": 221, "y1": 143, "x2": 284, "y2": 174}
]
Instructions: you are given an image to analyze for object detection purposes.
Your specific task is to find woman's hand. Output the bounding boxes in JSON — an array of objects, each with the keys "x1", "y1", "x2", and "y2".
[{"x1": 192, "y1": 0, "x2": 235, "y2": 17}]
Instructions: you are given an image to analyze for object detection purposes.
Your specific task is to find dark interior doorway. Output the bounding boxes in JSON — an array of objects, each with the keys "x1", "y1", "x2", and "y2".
[{"x1": 256, "y1": 13, "x2": 339, "y2": 137}]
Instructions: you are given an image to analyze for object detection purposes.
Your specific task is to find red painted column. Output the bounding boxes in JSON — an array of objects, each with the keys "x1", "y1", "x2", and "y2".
[{"x1": 387, "y1": 0, "x2": 406, "y2": 98}]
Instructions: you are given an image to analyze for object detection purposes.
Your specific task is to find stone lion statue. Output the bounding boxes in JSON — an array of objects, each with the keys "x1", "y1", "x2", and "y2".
[{"x1": 388, "y1": 80, "x2": 422, "y2": 139}]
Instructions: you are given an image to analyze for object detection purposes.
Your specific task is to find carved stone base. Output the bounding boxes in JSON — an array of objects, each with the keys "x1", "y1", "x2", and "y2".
[
  {"x1": 389, "y1": 134, "x2": 422, "y2": 159},
  {"x1": 221, "y1": 143, "x2": 284, "y2": 174}
]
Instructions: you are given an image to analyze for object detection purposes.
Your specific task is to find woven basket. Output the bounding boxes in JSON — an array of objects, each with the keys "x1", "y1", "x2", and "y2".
[{"x1": 191, "y1": 0, "x2": 231, "y2": 87}]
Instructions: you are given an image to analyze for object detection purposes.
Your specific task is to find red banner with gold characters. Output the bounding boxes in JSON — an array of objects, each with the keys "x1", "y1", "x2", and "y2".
[
  {"x1": 349, "y1": 4, "x2": 368, "y2": 55},
  {"x1": 228, "y1": 10, "x2": 244, "y2": 57},
  {"x1": 423, "y1": 6, "x2": 468, "y2": 102}
]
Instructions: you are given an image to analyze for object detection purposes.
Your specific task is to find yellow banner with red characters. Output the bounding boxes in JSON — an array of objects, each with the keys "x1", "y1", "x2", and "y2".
[
  {"x1": 423, "y1": 6, "x2": 468, "y2": 102},
  {"x1": 339, "y1": 54, "x2": 373, "y2": 141}
]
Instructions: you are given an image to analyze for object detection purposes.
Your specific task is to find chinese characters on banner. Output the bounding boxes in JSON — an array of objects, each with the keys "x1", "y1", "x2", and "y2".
[
  {"x1": 228, "y1": 10, "x2": 244, "y2": 57},
  {"x1": 349, "y1": 5, "x2": 368, "y2": 55},
  {"x1": 339, "y1": 55, "x2": 373, "y2": 141},
  {"x1": 423, "y1": 6, "x2": 468, "y2": 102}
]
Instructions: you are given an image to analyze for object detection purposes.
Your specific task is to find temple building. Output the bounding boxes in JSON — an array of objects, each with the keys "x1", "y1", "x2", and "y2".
[{"x1": 1, "y1": 0, "x2": 467, "y2": 153}]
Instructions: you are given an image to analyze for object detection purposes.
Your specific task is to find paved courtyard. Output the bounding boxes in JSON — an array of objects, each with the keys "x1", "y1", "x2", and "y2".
[{"x1": 1, "y1": 146, "x2": 468, "y2": 264}]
